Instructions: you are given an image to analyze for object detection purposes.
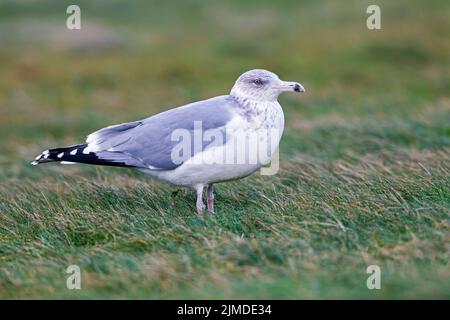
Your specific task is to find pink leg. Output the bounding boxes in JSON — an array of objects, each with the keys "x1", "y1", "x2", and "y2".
[
  {"x1": 195, "y1": 185, "x2": 205, "y2": 214},
  {"x1": 206, "y1": 184, "x2": 214, "y2": 213}
]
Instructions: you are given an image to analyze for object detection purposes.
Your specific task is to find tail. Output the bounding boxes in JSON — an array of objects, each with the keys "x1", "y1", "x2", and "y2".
[{"x1": 31, "y1": 144, "x2": 134, "y2": 167}]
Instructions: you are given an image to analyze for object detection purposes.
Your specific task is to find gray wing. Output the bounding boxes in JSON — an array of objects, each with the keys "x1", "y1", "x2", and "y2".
[{"x1": 86, "y1": 95, "x2": 237, "y2": 170}]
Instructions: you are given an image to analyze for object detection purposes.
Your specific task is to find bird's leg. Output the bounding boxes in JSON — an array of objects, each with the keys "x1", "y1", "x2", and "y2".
[
  {"x1": 206, "y1": 184, "x2": 214, "y2": 213},
  {"x1": 195, "y1": 185, "x2": 205, "y2": 215}
]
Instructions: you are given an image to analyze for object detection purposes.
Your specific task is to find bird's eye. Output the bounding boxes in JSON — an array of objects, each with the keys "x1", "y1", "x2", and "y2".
[{"x1": 253, "y1": 79, "x2": 263, "y2": 85}]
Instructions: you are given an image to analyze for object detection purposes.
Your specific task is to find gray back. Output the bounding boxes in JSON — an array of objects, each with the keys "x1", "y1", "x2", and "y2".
[{"x1": 87, "y1": 95, "x2": 238, "y2": 170}]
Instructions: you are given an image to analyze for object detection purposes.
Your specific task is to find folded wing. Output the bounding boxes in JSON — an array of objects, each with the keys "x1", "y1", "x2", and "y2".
[{"x1": 85, "y1": 95, "x2": 236, "y2": 170}]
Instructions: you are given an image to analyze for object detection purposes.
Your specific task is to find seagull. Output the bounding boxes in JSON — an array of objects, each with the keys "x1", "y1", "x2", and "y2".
[{"x1": 32, "y1": 69, "x2": 305, "y2": 214}]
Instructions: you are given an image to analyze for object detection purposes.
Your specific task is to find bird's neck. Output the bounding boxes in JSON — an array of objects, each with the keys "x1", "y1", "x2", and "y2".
[
  {"x1": 230, "y1": 85, "x2": 278, "y2": 104},
  {"x1": 230, "y1": 93, "x2": 280, "y2": 124},
  {"x1": 230, "y1": 90, "x2": 277, "y2": 111}
]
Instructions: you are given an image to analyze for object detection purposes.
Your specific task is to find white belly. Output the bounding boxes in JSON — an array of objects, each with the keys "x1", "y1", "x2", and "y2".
[{"x1": 143, "y1": 101, "x2": 285, "y2": 187}]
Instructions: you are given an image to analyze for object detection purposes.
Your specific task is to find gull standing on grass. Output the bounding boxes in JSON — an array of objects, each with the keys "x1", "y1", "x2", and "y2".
[{"x1": 32, "y1": 69, "x2": 305, "y2": 214}]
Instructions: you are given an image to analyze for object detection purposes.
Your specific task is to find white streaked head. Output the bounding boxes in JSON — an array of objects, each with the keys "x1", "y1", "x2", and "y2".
[{"x1": 230, "y1": 69, "x2": 305, "y2": 102}]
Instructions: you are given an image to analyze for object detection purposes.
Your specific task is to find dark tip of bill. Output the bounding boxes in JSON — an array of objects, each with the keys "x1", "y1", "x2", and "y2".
[{"x1": 294, "y1": 84, "x2": 301, "y2": 92}]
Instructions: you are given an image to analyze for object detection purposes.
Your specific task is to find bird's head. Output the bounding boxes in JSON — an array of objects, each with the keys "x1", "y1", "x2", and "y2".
[{"x1": 230, "y1": 69, "x2": 305, "y2": 102}]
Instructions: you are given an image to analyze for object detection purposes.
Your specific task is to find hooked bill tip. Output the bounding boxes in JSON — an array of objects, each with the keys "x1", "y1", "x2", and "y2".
[{"x1": 294, "y1": 83, "x2": 305, "y2": 92}]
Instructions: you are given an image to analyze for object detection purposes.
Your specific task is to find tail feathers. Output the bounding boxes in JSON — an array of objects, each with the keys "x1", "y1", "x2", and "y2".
[{"x1": 31, "y1": 144, "x2": 137, "y2": 167}]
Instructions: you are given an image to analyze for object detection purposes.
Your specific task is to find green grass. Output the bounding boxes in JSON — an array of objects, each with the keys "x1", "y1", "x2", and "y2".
[{"x1": 0, "y1": 0, "x2": 449, "y2": 299}]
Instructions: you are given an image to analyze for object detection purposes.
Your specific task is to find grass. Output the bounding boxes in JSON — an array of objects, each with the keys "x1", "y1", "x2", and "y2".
[{"x1": 0, "y1": 0, "x2": 449, "y2": 299}]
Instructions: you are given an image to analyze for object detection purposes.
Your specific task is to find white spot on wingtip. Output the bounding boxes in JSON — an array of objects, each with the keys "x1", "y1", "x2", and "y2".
[
  {"x1": 31, "y1": 161, "x2": 38, "y2": 165},
  {"x1": 82, "y1": 148, "x2": 90, "y2": 155},
  {"x1": 43, "y1": 150, "x2": 49, "y2": 155},
  {"x1": 35, "y1": 155, "x2": 41, "y2": 160},
  {"x1": 70, "y1": 149, "x2": 77, "y2": 155},
  {"x1": 61, "y1": 161, "x2": 76, "y2": 164},
  {"x1": 57, "y1": 152, "x2": 64, "y2": 158}
]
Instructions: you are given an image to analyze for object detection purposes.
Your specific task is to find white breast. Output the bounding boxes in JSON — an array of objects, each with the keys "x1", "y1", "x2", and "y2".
[{"x1": 145, "y1": 101, "x2": 285, "y2": 187}]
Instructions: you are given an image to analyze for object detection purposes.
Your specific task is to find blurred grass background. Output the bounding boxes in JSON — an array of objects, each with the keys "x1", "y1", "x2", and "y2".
[{"x1": 0, "y1": 0, "x2": 449, "y2": 298}]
